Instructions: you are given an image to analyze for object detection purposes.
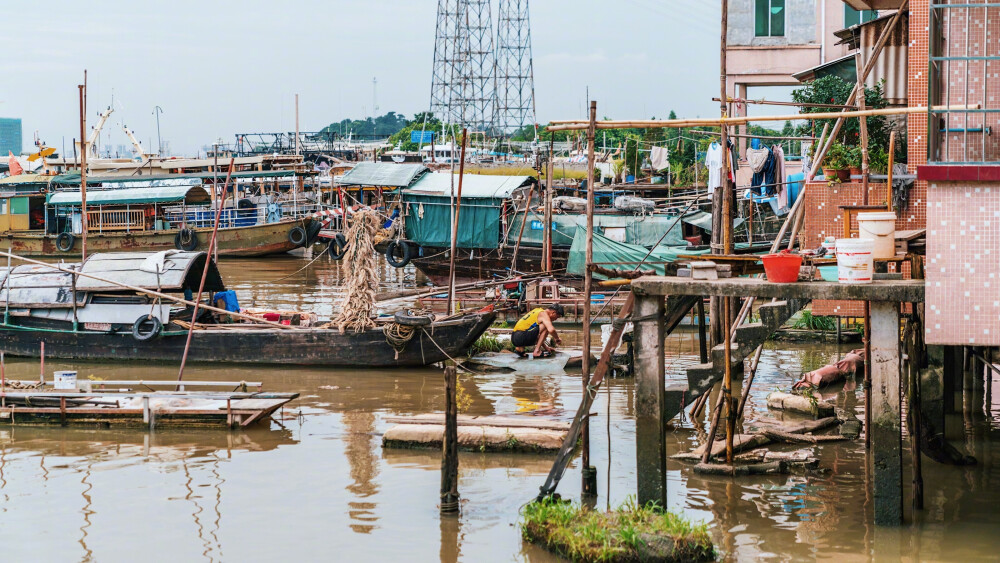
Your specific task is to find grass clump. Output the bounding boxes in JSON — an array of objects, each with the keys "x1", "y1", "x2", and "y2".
[
  {"x1": 467, "y1": 332, "x2": 512, "y2": 356},
  {"x1": 791, "y1": 310, "x2": 837, "y2": 331},
  {"x1": 521, "y1": 497, "x2": 715, "y2": 562}
]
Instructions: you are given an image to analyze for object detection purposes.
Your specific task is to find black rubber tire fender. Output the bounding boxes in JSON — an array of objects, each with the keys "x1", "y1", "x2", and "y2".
[
  {"x1": 174, "y1": 228, "x2": 198, "y2": 251},
  {"x1": 288, "y1": 226, "x2": 308, "y2": 247},
  {"x1": 305, "y1": 221, "x2": 323, "y2": 245},
  {"x1": 55, "y1": 232, "x2": 75, "y2": 252},
  {"x1": 328, "y1": 233, "x2": 348, "y2": 260},
  {"x1": 385, "y1": 240, "x2": 412, "y2": 268},
  {"x1": 394, "y1": 310, "x2": 434, "y2": 327},
  {"x1": 132, "y1": 316, "x2": 163, "y2": 341}
]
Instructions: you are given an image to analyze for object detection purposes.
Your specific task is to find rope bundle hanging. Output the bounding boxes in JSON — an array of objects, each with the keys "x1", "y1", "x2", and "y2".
[{"x1": 332, "y1": 209, "x2": 381, "y2": 333}]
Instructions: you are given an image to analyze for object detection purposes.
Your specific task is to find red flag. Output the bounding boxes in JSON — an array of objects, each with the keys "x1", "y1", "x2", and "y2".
[{"x1": 7, "y1": 152, "x2": 22, "y2": 176}]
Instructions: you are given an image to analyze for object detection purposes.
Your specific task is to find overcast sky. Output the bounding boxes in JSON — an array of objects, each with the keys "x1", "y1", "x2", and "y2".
[{"x1": 0, "y1": 0, "x2": 764, "y2": 156}]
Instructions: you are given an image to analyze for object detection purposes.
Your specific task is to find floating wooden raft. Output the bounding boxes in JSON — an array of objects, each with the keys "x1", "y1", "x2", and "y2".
[
  {"x1": 382, "y1": 414, "x2": 571, "y2": 453},
  {"x1": 0, "y1": 380, "x2": 297, "y2": 429}
]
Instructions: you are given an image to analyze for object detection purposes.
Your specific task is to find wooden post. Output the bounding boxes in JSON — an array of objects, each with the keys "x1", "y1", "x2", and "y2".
[
  {"x1": 441, "y1": 365, "x2": 460, "y2": 513},
  {"x1": 696, "y1": 298, "x2": 708, "y2": 364},
  {"x1": 544, "y1": 155, "x2": 554, "y2": 272},
  {"x1": 78, "y1": 77, "x2": 89, "y2": 262},
  {"x1": 943, "y1": 345, "x2": 961, "y2": 414},
  {"x1": 581, "y1": 100, "x2": 597, "y2": 496},
  {"x1": 855, "y1": 52, "x2": 871, "y2": 192},
  {"x1": 870, "y1": 301, "x2": 902, "y2": 526},
  {"x1": 634, "y1": 293, "x2": 666, "y2": 508},
  {"x1": 447, "y1": 129, "x2": 469, "y2": 314},
  {"x1": 722, "y1": 296, "x2": 734, "y2": 463}
]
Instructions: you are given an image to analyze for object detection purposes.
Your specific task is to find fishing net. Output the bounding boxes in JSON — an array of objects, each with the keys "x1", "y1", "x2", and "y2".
[{"x1": 333, "y1": 209, "x2": 381, "y2": 333}]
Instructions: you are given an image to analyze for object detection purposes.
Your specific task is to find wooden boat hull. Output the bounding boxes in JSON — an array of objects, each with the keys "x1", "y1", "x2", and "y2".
[
  {"x1": 0, "y1": 312, "x2": 496, "y2": 367},
  {"x1": 411, "y1": 244, "x2": 569, "y2": 285},
  {"x1": 0, "y1": 219, "x2": 313, "y2": 258}
]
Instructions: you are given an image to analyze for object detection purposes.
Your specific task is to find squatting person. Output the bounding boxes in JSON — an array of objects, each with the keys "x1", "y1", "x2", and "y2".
[{"x1": 511, "y1": 304, "x2": 563, "y2": 358}]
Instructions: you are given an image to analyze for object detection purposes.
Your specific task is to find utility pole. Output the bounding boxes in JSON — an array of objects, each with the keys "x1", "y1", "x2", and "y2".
[{"x1": 153, "y1": 106, "x2": 163, "y2": 156}]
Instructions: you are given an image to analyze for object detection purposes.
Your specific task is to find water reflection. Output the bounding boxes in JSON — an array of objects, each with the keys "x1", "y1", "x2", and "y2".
[{"x1": 0, "y1": 254, "x2": 997, "y2": 561}]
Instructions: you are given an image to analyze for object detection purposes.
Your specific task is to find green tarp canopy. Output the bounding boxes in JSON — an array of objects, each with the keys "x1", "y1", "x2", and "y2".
[
  {"x1": 680, "y1": 210, "x2": 744, "y2": 233},
  {"x1": 509, "y1": 210, "x2": 690, "y2": 248},
  {"x1": 47, "y1": 186, "x2": 211, "y2": 206},
  {"x1": 567, "y1": 228, "x2": 710, "y2": 279},
  {"x1": 401, "y1": 173, "x2": 534, "y2": 249}
]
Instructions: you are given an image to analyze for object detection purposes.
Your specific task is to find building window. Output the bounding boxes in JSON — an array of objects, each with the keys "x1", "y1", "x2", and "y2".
[
  {"x1": 755, "y1": 0, "x2": 785, "y2": 37},
  {"x1": 844, "y1": 6, "x2": 878, "y2": 28}
]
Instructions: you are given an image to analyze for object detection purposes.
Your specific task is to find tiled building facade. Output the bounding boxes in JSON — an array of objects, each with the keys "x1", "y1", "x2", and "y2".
[{"x1": 916, "y1": 0, "x2": 1000, "y2": 346}]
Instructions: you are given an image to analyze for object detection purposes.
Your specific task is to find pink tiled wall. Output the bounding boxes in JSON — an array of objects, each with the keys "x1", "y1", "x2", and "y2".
[{"x1": 925, "y1": 182, "x2": 1000, "y2": 345}]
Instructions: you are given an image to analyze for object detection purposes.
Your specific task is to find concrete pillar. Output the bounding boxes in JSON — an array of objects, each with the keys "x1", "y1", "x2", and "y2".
[
  {"x1": 634, "y1": 293, "x2": 666, "y2": 508},
  {"x1": 870, "y1": 301, "x2": 902, "y2": 526},
  {"x1": 943, "y1": 346, "x2": 962, "y2": 414}
]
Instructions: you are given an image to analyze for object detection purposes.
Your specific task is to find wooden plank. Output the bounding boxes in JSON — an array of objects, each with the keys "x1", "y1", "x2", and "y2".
[
  {"x1": 383, "y1": 414, "x2": 570, "y2": 431},
  {"x1": 226, "y1": 398, "x2": 287, "y2": 410},
  {"x1": 870, "y1": 301, "x2": 902, "y2": 526},
  {"x1": 634, "y1": 293, "x2": 666, "y2": 508}
]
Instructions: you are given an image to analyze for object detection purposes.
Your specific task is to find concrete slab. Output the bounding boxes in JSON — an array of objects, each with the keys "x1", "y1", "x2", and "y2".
[{"x1": 632, "y1": 277, "x2": 924, "y2": 303}]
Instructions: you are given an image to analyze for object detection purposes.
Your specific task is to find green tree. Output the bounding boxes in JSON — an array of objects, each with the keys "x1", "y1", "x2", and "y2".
[{"x1": 791, "y1": 75, "x2": 891, "y2": 150}]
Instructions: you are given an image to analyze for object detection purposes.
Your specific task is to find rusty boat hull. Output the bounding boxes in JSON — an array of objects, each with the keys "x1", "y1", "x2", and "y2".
[
  {"x1": 0, "y1": 312, "x2": 496, "y2": 367},
  {"x1": 0, "y1": 219, "x2": 313, "y2": 258}
]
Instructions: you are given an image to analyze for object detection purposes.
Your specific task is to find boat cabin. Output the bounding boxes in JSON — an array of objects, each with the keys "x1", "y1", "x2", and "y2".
[{"x1": 44, "y1": 186, "x2": 211, "y2": 235}]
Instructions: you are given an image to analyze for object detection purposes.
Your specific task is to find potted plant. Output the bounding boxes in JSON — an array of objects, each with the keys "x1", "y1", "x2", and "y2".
[
  {"x1": 869, "y1": 147, "x2": 889, "y2": 174},
  {"x1": 823, "y1": 142, "x2": 850, "y2": 182},
  {"x1": 847, "y1": 146, "x2": 863, "y2": 177}
]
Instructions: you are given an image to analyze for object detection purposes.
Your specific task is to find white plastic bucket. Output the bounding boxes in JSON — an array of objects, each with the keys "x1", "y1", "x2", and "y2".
[
  {"x1": 836, "y1": 238, "x2": 875, "y2": 284},
  {"x1": 53, "y1": 370, "x2": 78, "y2": 390},
  {"x1": 857, "y1": 211, "x2": 896, "y2": 259}
]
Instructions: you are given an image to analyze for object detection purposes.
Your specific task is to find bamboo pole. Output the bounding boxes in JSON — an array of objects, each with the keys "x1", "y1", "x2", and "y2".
[
  {"x1": 581, "y1": 100, "x2": 597, "y2": 496},
  {"x1": 887, "y1": 131, "x2": 896, "y2": 210},
  {"x1": 544, "y1": 157, "x2": 554, "y2": 272},
  {"x1": 0, "y1": 250, "x2": 295, "y2": 330},
  {"x1": 447, "y1": 129, "x2": 469, "y2": 314},
  {"x1": 178, "y1": 158, "x2": 235, "y2": 383},
  {"x1": 509, "y1": 183, "x2": 536, "y2": 273}
]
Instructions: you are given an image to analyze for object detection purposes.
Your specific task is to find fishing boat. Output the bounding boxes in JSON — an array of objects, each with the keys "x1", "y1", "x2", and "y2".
[
  {"x1": 0, "y1": 251, "x2": 494, "y2": 366},
  {"x1": 383, "y1": 172, "x2": 718, "y2": 284},
  {"x1": 0, "y1": 172, "x2": 319, "y2": 257}
]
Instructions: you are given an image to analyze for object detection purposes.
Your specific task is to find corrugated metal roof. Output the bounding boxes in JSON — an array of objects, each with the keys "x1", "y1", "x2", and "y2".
[
  {"x1": 338, "y1": 162, "x2": 428, "y2": 187},
  {"x1": 403, "y1": 173, "x2": 533, "y2": 199},
  {"x1": 47, "y1": 186, "x2": 211, "y2": 206},
  {"x1": 76, "y1": 251, "x2": 225, "y2": 292}
]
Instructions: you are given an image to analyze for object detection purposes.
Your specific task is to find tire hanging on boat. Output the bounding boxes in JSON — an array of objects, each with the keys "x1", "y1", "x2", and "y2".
[
  {"x1": 175, "y1": 228, "x2": 198, "y2": 251},
  {"x1": 328, "y1": 233, "x2": 348, "y2": 260},
  {"x1": 132, "y1": 316, "x2": 162, "y2": 341},
  {"x1": 288, "y1": 226, "x2": 308, "y2": 247},
  {"x1": 55, "y1": 232, "x2": 75, "y2": 252},
  {"x1": 385, "y1": 240, "x2": 412, "y2": 268}
]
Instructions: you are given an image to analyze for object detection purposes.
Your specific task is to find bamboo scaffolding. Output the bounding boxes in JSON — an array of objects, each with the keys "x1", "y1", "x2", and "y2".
[{"x1": 546, "y1": 105, "x2": 975, "y2": 131}]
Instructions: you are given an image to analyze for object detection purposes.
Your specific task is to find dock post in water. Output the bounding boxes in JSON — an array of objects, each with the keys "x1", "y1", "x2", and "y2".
[
  {"x1": 580, "y1": 100, "x2": 598, "y2": 497},
  {"x1": 440, "y1": 366, "x2": 460, "y2": 514},
  {"x1": 634, "y1": 293, "x2": 666, "y2": 508},
  {"x1": 870, "y1": 301, "x2": 902, "y2": 526}
]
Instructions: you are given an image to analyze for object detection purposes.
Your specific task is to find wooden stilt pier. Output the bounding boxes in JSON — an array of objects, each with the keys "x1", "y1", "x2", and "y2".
[{"x1": 629, "y1": 276, "x2": 923, "y2": 525}]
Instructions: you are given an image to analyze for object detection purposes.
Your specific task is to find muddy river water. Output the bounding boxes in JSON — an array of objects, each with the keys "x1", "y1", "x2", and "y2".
[{"x1": 0, "y1": 256, "x2": 998, "y2": 561}]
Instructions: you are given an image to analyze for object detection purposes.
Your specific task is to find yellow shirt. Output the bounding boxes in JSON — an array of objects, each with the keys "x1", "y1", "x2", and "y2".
[{"x1": 514, "y1": 308, "x2": 545, "y2": 332}]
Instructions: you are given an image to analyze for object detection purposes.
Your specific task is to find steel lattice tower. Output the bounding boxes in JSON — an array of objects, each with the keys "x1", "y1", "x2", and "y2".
[
  {"x1": 429, "y1": 0, "x2": 495, "y2": 132},
  {"x1": 494, "y1": 0, "x2": 536, "y2": 135}
]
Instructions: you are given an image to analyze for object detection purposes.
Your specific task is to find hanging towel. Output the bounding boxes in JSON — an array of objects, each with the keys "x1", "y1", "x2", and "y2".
[
  {"x1": 773, "y1": 145, "x2": 788, "y2": 209},
  {"x1": 747, "y1": 147, "x2": 770, "y2": 174},
  {"x1": 705, "y1": 142, "x2": 723, "y2": 194},
  {"x1": 650, "y1": 146, "x2": 670, "y2": 171}
]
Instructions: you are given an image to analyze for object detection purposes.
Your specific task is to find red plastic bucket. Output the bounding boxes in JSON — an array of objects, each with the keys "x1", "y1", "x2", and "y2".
[{"x1": 761, "y1": 253, "x2": 803, "y2": 283}]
